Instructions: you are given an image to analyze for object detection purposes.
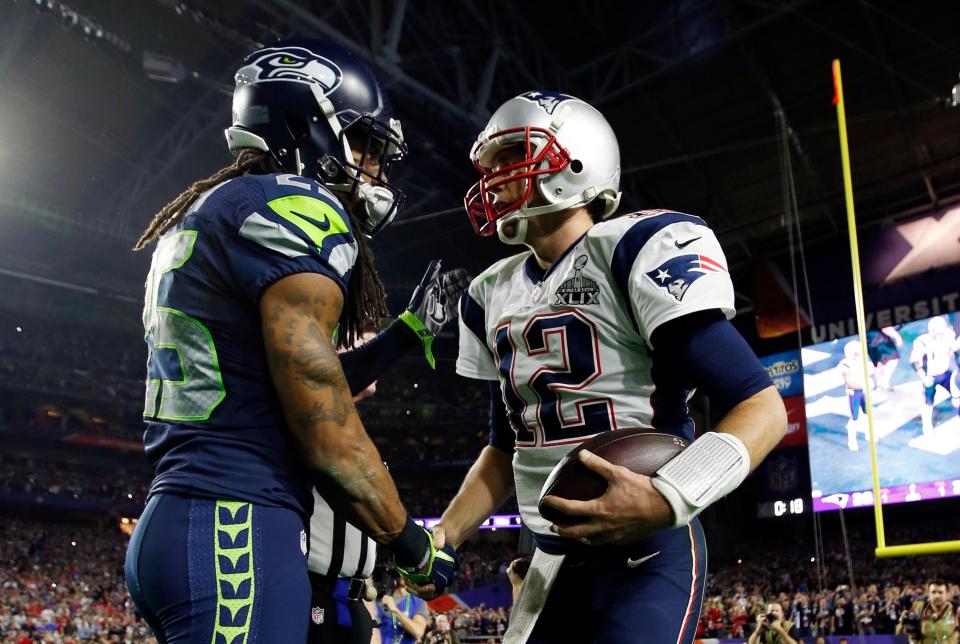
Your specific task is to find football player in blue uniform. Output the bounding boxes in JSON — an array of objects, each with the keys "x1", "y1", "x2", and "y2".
[
  {"x1": 408, "y1": 92, "x2": 787, "y2": 643},
  {"x1": 124, "y1": 39, "x2": 457, "y2": 643}
]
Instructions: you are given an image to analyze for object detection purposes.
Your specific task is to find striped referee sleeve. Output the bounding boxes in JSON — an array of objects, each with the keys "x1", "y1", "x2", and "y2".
[{"x1": 307, "y1": 489, "x2": 376, "y2": 578}]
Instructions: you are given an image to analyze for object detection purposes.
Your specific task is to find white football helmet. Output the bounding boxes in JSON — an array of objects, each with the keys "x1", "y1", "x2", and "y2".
[
  {"x1": 928, "y1": 316, "x2": 949, "y2": 338},
  {"x1": 464, "y1": 91, "x2": 621, "y2": 245},
  {"x1": 844, "y1": 340, "x2": 861, "y2": 360}
]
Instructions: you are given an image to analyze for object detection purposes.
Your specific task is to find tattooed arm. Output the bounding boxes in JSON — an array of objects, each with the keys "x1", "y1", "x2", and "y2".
[{"x1": 260, "y1": 272, "x2": 407, "y2": 543}]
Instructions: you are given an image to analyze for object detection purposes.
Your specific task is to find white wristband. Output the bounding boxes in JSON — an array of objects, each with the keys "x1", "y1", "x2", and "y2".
[{"x1": 651, "y1": 432, "x2": 750, "y2": 528}]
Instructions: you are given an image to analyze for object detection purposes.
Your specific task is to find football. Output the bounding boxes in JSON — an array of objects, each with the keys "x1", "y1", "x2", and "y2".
[{"x1": 538, "y1": 429, "x2": 688, "y2": 525}]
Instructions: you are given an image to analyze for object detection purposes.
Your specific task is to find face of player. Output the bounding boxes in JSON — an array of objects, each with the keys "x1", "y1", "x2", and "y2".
[
  {"x1": 929, "y1": 584, "x2": 947, "y2": 607},
  {"x1": 488, "y1": 145, "x2": 529, "y2": 205},
  {"x1": 349, "y1": 135, "x2": 385, "y2": 183}
]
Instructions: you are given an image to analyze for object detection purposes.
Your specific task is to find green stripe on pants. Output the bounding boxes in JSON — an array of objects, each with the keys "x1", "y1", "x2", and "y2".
[{"x1": 212, "y1": 500, "x2": 255, "y2": 644}]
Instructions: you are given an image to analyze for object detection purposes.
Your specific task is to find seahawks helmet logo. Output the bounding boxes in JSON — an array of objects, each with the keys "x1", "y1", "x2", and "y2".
[
  {"x1": 235, "y1": 46, "x2": 343, "y2": 93},
  {"x1": 519, "y1": 90, "x2": 575, "y2": 115}
]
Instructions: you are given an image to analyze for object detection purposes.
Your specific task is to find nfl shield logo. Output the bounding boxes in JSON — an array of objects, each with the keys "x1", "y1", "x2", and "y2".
[{"x1": 312, "y1": 607, "x2": 324, "y2": 625}]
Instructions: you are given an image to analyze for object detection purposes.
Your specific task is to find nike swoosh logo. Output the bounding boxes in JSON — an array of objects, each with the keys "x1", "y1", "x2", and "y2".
[
  {"x1": 291, "y1": 209, "x2": 331, "y2": 231},
  {"x1": 675, "y1": 237, "x2": 701, "y2": 249},
  {"x1": 626, "y1": 551, "x2": 661, "y2": 568}
]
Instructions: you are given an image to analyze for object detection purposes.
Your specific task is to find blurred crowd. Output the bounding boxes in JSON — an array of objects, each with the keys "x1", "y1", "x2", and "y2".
[
  {"x1": 700, "y1": 523, "x2": 960, "y2": 640},
  {"x1": 0, "y1": 455, "x2": 148, "y2": 507},
  {"x1": 0, "y1": 520, "x2": 150, "y2": 643},
  {"x1": 0, "y1": 516, "x2": 957, "y2": 642},
  {"x1": 0, "y1": 313, "x2": 494, "y2": 465}
]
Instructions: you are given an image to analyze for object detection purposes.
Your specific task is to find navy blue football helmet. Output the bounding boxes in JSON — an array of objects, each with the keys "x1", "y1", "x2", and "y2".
[{"x1": 225, "y1": 38, "x2": 406, "y2": 236}]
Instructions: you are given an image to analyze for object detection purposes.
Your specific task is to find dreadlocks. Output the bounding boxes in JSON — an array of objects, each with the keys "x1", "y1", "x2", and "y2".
[
  {"x1": 339, "y1": 229, "x2": 388, "y2": 349},
  {"x1": 133, "y1": 148, "x2": 389, "y2": 350}
]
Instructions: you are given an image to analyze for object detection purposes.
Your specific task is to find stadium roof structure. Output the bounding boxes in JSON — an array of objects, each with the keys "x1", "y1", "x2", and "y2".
[{"x1": 0, "y1": 0, "x2": 958, "y2": 309}]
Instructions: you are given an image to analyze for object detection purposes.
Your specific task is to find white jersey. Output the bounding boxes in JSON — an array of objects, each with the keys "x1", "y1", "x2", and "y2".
[
  {"x1": 456, "y1": 211, "x2": 735, "y2": 536},
  {"x1": 911, "y1": 330, "x2": 957, "y2": 377},
  {"x1": 838, "y1": 357, "x2": 872, "y2": 390}
]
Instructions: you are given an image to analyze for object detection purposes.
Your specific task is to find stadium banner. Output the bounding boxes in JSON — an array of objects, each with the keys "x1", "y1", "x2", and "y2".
[
  {"x1": 752, "y1": 445, "x2": 811, "y2": 501},
  {"x1": 760, "y1": 350, "x2": 803, "y2": 398},
  {"x1": 758, "y1": 350, "x2": 807, "y2": 449},
  {"x1": 781, "y1": 396, "x2": 808, "y2": 448},
  {"x1": 753, "y1": 204, "x2": 960, "y2": 344},
  {"x1": 64, "y1": 433, "x2": 143, "y2": 451},
  {"x1": 711, "y1": 637, "x2": 907, "y2": 644}
]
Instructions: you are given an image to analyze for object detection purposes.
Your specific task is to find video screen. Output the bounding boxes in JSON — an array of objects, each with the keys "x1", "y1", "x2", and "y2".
[{"x1": 802, "y1": 312, "x2": 960, "y2": 512}]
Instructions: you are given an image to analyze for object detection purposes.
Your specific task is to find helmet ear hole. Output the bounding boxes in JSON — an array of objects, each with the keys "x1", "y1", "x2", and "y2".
[{"x1": 570, "y1": 159, "x2": 583, "y2": 174}]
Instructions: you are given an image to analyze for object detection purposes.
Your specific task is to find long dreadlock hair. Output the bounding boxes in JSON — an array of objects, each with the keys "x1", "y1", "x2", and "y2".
[{"x1": 133, "y1": 148, "x2": 388, "y2": 349}]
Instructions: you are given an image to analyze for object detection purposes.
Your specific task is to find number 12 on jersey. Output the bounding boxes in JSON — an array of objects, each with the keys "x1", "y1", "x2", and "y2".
[{"x1": 493, "y1": 309, "x2": 616, "y2": 446}]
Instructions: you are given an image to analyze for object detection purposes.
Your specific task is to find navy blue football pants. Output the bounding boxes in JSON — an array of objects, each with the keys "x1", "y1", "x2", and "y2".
[
  {"x1": 528, "y1": 519, "x2": 707, "y2": 644},
  {"x1": 125, "y1": 493, "x2": 311, "y2": 643}
]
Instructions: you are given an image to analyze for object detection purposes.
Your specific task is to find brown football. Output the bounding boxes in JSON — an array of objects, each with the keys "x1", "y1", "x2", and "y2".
[{"x1": 538, "y1": 429, "x2": 688, "y2": 525}]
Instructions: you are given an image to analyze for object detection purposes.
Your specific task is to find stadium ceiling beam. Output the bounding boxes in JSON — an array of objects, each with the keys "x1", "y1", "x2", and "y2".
[
  {"x1": 110, "y1": 86, "x2": 228, "y2": 238},
  {"x1": 739, "y1": 0, "x2": 939, "y2": 100},
  {"x1": 858, "y1": 1, "x2": 940, "y2": 208},
  {"x1": 383, "y1": 0, "x2": 408, "y2": 63},
  {"x1": 645, "y1": 99, "x2": 752, "y2": 258},
  {"x1": 732, "y1": 30, "x2": 840, "y2": 234},
  {"x1": 474, "y1": 47, "x2": 501, "y2": 120},
  {"x1": 369, "y1": 0, "x2": 383, "y2": 54},
  {"x1": 576, "y1": 0, "x2": 812, "y2": 107},
  {"x1": 262, "y1": 0, "x2": 483, "y2": 126}
]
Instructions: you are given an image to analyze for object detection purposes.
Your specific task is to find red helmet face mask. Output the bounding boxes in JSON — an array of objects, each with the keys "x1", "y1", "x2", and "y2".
[{"x1": 464, "y1": 126, "x2": 571, "y2": 237}]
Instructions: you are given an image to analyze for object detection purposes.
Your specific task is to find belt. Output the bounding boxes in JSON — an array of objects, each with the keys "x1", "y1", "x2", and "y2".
[{"x1": 309, "y1": 572, "x2": 367, "y2": 602}]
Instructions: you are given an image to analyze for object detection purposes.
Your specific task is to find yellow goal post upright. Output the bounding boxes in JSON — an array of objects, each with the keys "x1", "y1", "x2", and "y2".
[{"x1": 832, "y1": 59, "x2": 960, "y2": 558}]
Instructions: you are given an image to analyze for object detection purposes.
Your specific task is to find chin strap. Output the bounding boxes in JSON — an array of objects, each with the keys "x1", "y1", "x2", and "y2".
[{"x1": 493, "y1": 179, "x2": 622, "y2": 245}]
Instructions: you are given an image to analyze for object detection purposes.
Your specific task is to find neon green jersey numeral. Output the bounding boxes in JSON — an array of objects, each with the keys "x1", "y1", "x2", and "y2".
[{"x1": 143, "y1": 231, "x2": 225, "y2": 421}]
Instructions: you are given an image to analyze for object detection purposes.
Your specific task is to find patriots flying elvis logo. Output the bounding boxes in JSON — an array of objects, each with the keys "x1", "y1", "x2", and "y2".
[
  {"x1": 519, "y1": 90, "x2": 575, "y2": 115},
  {"x1": 235, "y1": 46, "x2": 343, "y2": 93},
  {"x1": 646, "y1": 254, "x2": 726, "y2": 302}
]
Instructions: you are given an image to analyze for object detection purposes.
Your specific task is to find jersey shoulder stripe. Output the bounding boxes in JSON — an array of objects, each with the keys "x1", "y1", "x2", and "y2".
[
  {"x1": 460, "y1": 292, "x2": 488, "y2": 348},
  {"x1": 240, "y1": 174, "x2": 356, "y2": 280}
]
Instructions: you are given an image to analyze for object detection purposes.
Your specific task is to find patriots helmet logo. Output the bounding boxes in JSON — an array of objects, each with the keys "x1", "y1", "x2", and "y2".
[
  {"x1": 519, "y1": 90, "x2": 575, "y2": 115},
  {"x1": 235, "y1": 46, "x2": 343, "y2": 93},
  {"x1": 646, "y1": 254, "x2": 727, "y2": 302}
]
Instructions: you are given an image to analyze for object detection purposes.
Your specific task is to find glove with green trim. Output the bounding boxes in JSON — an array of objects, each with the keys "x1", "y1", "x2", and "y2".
[
  {"x1": 395, "y1": 529, "x2": 460, "y2": 596},
  {"x1": 399, "y1": 260, "x2": 471, "y2": 368}
]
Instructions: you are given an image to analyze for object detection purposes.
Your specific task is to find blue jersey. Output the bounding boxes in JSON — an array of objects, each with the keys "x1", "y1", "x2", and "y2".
[{"x1": 141, "y1": 172, "x2": 357, "y2": 517}]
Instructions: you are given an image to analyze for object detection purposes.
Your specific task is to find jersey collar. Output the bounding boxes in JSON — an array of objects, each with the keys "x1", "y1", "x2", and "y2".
[{"x1": 523, "y1": 230, "x2": 589, "y2": 285}]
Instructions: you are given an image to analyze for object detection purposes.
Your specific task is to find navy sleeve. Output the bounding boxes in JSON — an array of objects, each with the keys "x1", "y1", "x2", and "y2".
[
  {"x1": 338, "y1": 320, "x2": 420, "y2": 396},
  {"x1": 488, "y1": 380, "x2": 515, "y2": 454},
  {"x1": 650, "y1": 310, "x2": 773, "y2": 417}
]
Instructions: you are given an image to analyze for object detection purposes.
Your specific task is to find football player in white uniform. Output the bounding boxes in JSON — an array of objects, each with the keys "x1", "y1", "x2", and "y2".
[
  {"x1": 910, "y1": 316, "x2": 959, "y2": 434},
  {"x1": 839, "y1": 340, "x2": 875, "y2": 451},
  {"x1": 407, "y1": 92, "x2": 786, "y2": 643}
]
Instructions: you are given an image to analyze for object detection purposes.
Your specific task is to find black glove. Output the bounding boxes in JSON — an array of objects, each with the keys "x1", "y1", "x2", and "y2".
[{"x1": 399, "y1": 260, "x2": 471, "y2": 368}]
